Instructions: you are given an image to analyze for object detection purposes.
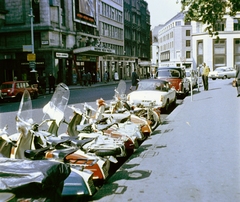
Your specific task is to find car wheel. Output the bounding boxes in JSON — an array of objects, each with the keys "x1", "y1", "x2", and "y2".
[
  {"x1": 16, "y1": 94, "x2": 22, "y2": 102},
  {"x1": 164, "y1": 99, "x2": 170, "y2": 112},
  {"x1": 212, "y1": 78, "x2": 216, "y2": 80},
  {"x1": 33, "y1": 92, "x2": 38, "y2": 99},
  {"x1": 223, "y1": 75, "x2": 227, "y2": 79},
  {"x1": 172, "y1": 97, "x2": 177, "y2": 107}
]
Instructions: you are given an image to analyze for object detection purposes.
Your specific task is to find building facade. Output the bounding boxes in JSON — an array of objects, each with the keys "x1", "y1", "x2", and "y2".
[
  {"x1": 158, "y1": 12, "x2": 193, "y2": 70},
  {"x1": 0, "y1": 0, "x2": 151, "y2": 85},
  {"x1": 124, "y1": 0, "x2": 151, "y2": 77},
  {"x1": 191, "y1": 12, "x2": 240, "y2": 71}
]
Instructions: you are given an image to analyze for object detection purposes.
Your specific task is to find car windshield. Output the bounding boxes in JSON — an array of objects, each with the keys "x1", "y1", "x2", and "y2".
[
  {"x1": 137, "y1": 81, "x2": 169, "y2": 92},
  {"x1": 1, "y1": 84, "x2": 13, "y2": 89},
  {"x1": 157, "y1": 69, "x2": 181, "y2": 78}
]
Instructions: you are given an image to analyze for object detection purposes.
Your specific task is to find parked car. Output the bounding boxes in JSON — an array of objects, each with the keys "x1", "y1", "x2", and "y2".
[
  {"x1": 185, "y1": 70, "x2": 198, "y2": 88},
  {"x1": 1, "y1": 81, "x2": 38, "y2": 101},
  {"x1": 155, "y1": 67, "x2": 190, "y2": 97},
  {"x1": 208, "y1": 67, "x2": 236, "y2": 80},
  {"x1": 127, "y1": 79, "x2": 176, "y2": 112}
]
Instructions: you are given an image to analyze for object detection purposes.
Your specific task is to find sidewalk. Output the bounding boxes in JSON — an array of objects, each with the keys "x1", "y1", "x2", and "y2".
[{"x1": 91, "y1": 79, "x2": 240, "y2": 202}]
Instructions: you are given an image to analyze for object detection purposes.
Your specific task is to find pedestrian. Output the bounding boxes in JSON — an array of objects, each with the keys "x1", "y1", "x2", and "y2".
[
  {"x1": 130, "y1": 69, "x2": 139, "y2": 90},
  {"x1": 107, "y1": 71, "x2": 110, "y2": 82},
  {"x1": 104, "y1": 71, "x2": 108, "y2": 83},
  {"x1": 235, "y1": 64, "x2": 240, "y2": 97},
  {"x1": 92, "y1": 72, "x2": 96, "y2": 84},
  {"x1": 114, "y1": 71, "x2": 119, "y2": 81},
  {"x1": 202, "y1": 62, "x2": 210, "y2": 91},
  {"x1": 48, "y1": 73, "x2": 55, "y2": 93},
  {"x1": 39, "y1": 75, "x2": 46, "y2": 94},
  {"x1": 82, "y1": 71, "x2": 87, "y2": 86},
  {"x1": 87, "y1": 72, "x2": 92, "y2": 86}
]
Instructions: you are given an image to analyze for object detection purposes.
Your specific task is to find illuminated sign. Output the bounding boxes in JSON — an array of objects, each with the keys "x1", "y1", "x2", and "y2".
[{"x1": 73, "y1": 0, "x2": 96, "y2": 26}]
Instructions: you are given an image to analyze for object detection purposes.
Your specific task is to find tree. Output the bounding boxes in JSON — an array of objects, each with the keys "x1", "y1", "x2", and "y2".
[{"x1": 180, "y1": 0, "x2": 240, "y2": 36}]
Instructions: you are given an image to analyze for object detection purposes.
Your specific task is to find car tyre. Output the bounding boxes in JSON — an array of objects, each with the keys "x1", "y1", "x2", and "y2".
[{"x1": 164, "y1": 99, "x2": 170, "y2": 112}]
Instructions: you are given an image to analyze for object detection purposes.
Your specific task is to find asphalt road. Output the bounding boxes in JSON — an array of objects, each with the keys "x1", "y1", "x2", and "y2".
[{"x1": 0, "y1": 82, "x2": 183, "y2": 135}]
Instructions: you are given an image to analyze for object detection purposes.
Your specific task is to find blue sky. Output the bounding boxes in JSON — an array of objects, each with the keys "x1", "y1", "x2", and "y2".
[{"x1": 145, "y1": 0, "x2": 182, "y2": 28}]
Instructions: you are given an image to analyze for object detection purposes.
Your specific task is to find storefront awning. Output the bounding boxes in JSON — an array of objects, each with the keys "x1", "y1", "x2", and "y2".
[{"x1": 73, "y1": 46, "x2": 115, "y2": 56}]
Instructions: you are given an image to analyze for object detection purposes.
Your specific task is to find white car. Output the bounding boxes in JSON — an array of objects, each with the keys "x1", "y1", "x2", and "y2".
[
  {"x1": 127, "y1": 79, "x2": 176, "y2": 112},
  {"x1": 186, "y1": 70, "x2": 198, "y2": 88},
  {"x1": 208, "y1": 67, "x2": 236, "y2": 80}
]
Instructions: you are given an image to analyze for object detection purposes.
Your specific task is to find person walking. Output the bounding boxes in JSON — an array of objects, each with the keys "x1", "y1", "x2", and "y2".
[
  {"x1": 82, "y1": 71, "x2": 87, "y2": 86},
  {"x1": 114, "y1": 71, "x2": 119, "y2": 81},
  {"x1": 130, "y1": 69, "x2": 139, "y2": 90},
  {"x1": 235, "y1": 65, "x2": 240, "y2": 97},
  {"x1": 48, "y1": 73, "x2": 55, "y2": 93},
  {"x1": 87, "y1": 72, "x2": 92, "y2": 86},
  {"x1": 104, "y1": 71, "x2": 108, "y2": 83},
  {"x1": 202, "y1": 63, "x2": 210, "y2": 91}
]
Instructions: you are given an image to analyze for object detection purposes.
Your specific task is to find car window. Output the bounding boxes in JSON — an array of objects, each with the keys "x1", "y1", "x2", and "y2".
[
  {"x1": 157, "y1": 69, "x2": 181, "y2": 78},
  {"x1": 16, "y1": 83, "x2": 21, "y2": 88},
  {"x1": 1, "y1": 84, "x2": 13, "y2": 89},
  {"x1": 170, "y1": 70, "x2": 180, "y2": 78}
]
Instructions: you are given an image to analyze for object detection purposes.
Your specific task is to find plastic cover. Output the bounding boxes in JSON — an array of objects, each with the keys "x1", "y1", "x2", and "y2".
[{"x1": 0, "y1": 157, "x2": 71, "y2": 200}]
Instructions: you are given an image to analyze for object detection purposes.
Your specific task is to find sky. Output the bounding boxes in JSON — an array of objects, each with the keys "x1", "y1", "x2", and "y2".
[{"x1": 145, "y1": 0, "x2": 182, "y2": 28}]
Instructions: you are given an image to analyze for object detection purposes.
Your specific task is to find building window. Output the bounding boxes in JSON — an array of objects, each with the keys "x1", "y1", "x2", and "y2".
[
  {"x1": 186, "y1": 40, "x2": 191, "y2": 47},
  {"x1": 197, "y1": 41, "x2": 203, "y2": 66},
  {"x1": 62, "y1": 35, "x2": 66, "y2": 48},
  {"x1": 186, "y1": 51, "x2": 191, "y2": 58},
  {"x1": 214, "y1": 20, "x2": 225, "y2": 31},
  {"x1": 234, "y1": 18, "x2": 240, "y2": 31},
  {"x1": 213, "y1": 39, "x2": 226, "y2": 68},
  {"x1": 234, "y1": 39, "x2": 240, "y2": 65},
  {"x1": 60, "y1": 0, "x2": 66, "y2": 26},
  {"x1": 186, "y1": 30, "x2": 191, "y2": 36},
  {"x1": 175, "y1": 21, "x2": 181, "y2": 26},
  {"x1": 32, "y1": 0, "x2": 40, "y2": 23}
]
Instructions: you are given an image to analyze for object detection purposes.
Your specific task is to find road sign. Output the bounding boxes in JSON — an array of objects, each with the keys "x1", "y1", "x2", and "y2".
[
  {"x1": 27, "y1": 53, "x2": 36, "y2": 61},
  {"x1": 23, "y1": 45, "x2": 32, "y2": 52},
  {"x1": 29, "y1": 61, "x2": 36, "y2": 69}
]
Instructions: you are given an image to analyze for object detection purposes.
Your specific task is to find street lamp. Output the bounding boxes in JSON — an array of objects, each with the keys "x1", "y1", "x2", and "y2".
[{"x1": 29, "y1": 0, "x2": 37, "y2": 73}]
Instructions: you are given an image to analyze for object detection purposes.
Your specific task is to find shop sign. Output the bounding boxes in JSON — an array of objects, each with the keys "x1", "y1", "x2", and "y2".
[
  {"x1": 56, "y1": 52, "x2": 69, "y2": 58},
  {"x1": 41, "y1": 40, "x2": 49, "y2": 45},
  {"x1": 76, "y1": 55, "x2": 97, "y2": 62},
  {"x1": 93, "y1": 47, "x2": 115, "y2": 53}
]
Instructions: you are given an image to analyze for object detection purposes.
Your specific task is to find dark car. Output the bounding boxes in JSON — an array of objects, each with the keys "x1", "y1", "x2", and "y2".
[
  {"x1": 155, "y1": 67, "x2": 190, "y2": 97},
  {"x1": 1, "y1": 81, "x2": 38, "y2": 101}
]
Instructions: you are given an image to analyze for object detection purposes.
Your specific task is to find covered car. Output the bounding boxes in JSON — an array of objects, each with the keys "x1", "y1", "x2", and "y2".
[{"x1": 0, "y1": 158, "x2": 71, "y2": 201}]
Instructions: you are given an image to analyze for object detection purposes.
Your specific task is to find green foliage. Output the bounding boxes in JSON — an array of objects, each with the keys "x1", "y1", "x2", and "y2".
[{"x1": 181, "y1": 0, "x2": 240, "y2": 36}]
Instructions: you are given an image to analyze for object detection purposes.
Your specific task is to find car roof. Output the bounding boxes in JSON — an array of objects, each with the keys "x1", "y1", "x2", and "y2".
[
  {"x1": 2, "y1": 81, "x2": 28, "y2": 84},
  {"x1": 139, "y1": 79, "x2": 169, "y2": 84},
  {"x1": 215, "y1": 67, "x2": 233, "y2": 69},
  {"x1": 157, "y1": 67, "x2": 184, "y2": 70}
]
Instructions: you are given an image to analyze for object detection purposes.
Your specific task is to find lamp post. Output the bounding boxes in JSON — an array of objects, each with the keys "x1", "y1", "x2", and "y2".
[
  {"x1": 29, "y1": 0, "x2": 37, "y2": 73},
  {"x1": 30, "y1": 0, "x2": 34, "y2": 55}
]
